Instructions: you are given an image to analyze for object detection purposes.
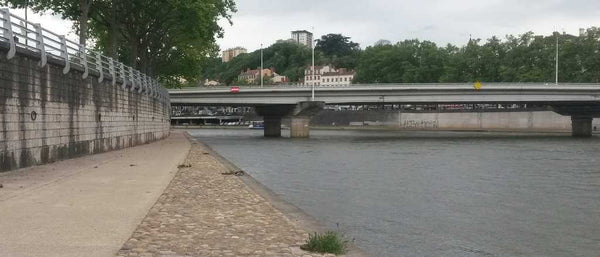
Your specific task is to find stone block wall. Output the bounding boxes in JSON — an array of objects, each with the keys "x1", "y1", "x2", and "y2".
[
  {"x1": 0, "y1": 44, "x2": 170, "y2": 172},
  {"x1": 312, "y1": 110, "x2": 600, "y2": 131}
]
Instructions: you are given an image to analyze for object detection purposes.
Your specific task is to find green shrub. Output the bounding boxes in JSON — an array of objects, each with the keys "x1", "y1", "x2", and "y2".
[{"x1": 300, "y1": 231, "x2": 348, "y2": 255}]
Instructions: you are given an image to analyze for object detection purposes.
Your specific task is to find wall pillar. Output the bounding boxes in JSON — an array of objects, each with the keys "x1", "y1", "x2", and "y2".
[
  {"x1": 290, "y1": 116, "x2": 310, "y2": 138},
  {"x1": 264, "y1": 116, "x2": 282, "y2": 137},
  {"x1": 571, "y1": 117, "x2": 593, "y2": 137}
]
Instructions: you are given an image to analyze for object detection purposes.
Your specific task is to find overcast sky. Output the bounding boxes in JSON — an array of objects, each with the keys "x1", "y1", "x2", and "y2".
[
  {"x1": 10, "y1": 0, "x2": 600, "y2": 52},
  {"x1": 218, "y1": 0, "x2": 600, "y2": 52}
]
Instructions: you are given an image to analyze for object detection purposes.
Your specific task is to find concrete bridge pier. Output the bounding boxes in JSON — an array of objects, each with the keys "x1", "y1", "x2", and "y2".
[
  {"x1": 255, "y1": 102, "x2": 324, "y2": 138},
  {"x1": 264, "y1": 116, "x2": 283, "y2": 137},
  {"x1": 552, "y1": 104, "x2": 600, "y2": 137},
  {"x1": 255, "y1": 105, "x2": 296, "y2": 138},
  {"x1": 288, "y1": 101, "x2": 325, "y2": 138},
  {"x1": 571, "y1": 117, "x2": 593, "y2": 137},
  {"x1": 290, "y1": 116, "x2": 310, "y2": 138}
]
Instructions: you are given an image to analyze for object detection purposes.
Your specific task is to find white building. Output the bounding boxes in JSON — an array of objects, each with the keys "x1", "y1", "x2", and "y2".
[
  {"x1": 203, "y1": 79, "x2": 220, "y2": 86},
  {"x1": 222, "y1": 47, "x2": 247, "y2": 62},
  {"x1": 291, "y1": 30, "x2": 313, "y2": 48},
  {"x1": 271, "y1": 73, "x2": 289, "y2": 84},
  {"x1": 304, "y1": 65, "x2": 336, "y2": 86},
  {"x1": 304, "y1": 65, "x2": 355, "y2": 86},
  {"x1": 322, "y1": 68, "x2": 355, "y2": 86}
]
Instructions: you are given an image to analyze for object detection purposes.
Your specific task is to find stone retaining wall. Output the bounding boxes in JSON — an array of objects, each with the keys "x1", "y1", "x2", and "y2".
[
  {"x1": 0, "y1": 44, "x2": 170, "y2": 172},
  {"x1": 312, "y1": 110, "x2": 600, "y2": 131}
]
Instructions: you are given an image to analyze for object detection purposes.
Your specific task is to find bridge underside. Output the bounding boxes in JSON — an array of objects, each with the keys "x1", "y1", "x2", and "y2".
[
  {"x1": 170, "y1": 86, "x2": 600, "y2": 137},
  {"x1": 180, "y1": 102, "x2": 600, "y2": 138},
  {"x1": 253, "y1": 102, "x2": 324, "y2": 138},
  {"x1": 552, "y1": 104, "x2": 600, "y2": 137}
]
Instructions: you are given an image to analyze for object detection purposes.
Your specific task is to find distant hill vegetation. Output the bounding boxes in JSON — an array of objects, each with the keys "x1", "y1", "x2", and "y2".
[{"x1": 200, "y1": 28, "x2": 600, "y2": 86}]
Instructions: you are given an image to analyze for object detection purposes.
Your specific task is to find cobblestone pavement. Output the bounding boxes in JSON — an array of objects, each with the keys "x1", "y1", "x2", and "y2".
[{"x1": 117, "y1": 140, "x2": 337, "y2": 257}]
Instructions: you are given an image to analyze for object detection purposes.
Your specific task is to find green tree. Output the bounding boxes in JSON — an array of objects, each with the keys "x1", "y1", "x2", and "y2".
[
  {"x1": 2, "y1": 0, "x2": 236, "y2": 88},
  {"x1": 200, "y1": 41, "x2": 316, "y2": 85},
  {"x1": 315, "y1": 33, "x2": 360, "y2": 69},
  {"x1": 315, "y1": 33, "x2": 360, "y2": 57},
  {"x1": 1, "y1": 0, "x2": 94, "y2": 46}
]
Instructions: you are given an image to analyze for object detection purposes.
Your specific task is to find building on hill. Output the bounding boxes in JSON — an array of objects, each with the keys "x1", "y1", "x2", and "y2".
[
  {"x1": 304, "y1": 65, "x2": 336, "y2": 86},
  {"x1": 304, "y1": 65, "x2": 355, "y2": 86},
  {"x1": 322, "y1": 68, "x2": 355, "y2": 86},
  {"x1": 271, "y1": 73, "x2": 289, "y2": 84},
  {"x1": 238, "y1": 68, "x2": 275, "y2": 84},
  {"x1": 291, "y1": 30, "x2": 313, "y2": 48},
  {"x1": 203, "y1": 79, "x2": 220, "y2": 86},
  {"x1": 222, "y1": 47, "x2": 247, "y2": 62}
]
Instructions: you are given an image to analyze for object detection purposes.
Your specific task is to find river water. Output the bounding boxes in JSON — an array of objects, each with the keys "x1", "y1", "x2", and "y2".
[{"x1": 188, "y1": 129, "x2": 600, "y2": 257}]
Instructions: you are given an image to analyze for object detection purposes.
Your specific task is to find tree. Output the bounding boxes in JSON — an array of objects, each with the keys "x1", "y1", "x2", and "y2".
[
  {"x1": 315, "y1": 34, "x2": 360, "y2": 57},
  {"x1": 2, "y1": 0, "x2": 237, "y2": 87},
  {"x1": 200, "y1": 41, "x2": 316, "y2": 85},
  {"x1": 313, "y1": 34, "x2": 361, "y2": 70},
  {"x1": 1, "y1": 0, "x2": 94, "y2": 47}
]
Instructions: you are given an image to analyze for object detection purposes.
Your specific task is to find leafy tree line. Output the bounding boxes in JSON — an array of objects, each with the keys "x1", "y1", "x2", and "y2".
[
  {"x1": 201, "y1": 33, "x2": 361, "y2": 85},
  {"x1": 1, "y1": 0, "x2": 236, "y2": 87},
  {"x1": 356, "y1": 29, "x2": 600, "y2": 83},
  {"x1": 203, "y1": 29, "x2": 600, "y2": 86}
]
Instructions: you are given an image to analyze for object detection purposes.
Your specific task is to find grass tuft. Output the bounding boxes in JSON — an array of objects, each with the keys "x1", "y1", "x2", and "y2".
[{"x1": 300, "y1": 231, "x2": 348, "y2": 255}]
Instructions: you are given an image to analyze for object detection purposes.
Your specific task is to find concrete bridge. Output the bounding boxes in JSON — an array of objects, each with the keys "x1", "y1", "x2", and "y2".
[{"x1": 170, "y1": 84, "x2": 600, "y2": 137}]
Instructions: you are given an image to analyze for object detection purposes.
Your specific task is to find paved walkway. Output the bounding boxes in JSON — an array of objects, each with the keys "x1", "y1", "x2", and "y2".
[
  {"x1": 116, "y1": 137, "x2": 340, "y2": 257},
  {"x1": 0, "y1": 132, "x2": 190, "y2": 257}
]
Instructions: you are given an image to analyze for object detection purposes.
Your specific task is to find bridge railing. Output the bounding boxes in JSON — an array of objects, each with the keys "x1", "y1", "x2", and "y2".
[
  {"x1": 0, "y1": 8, "x2": 168, "y2": 102},
  {"x1": 173, "y1": 82, "x2": 600, "y2": 91}
]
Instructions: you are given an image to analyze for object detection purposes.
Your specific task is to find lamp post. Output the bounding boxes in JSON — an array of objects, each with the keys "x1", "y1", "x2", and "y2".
[
  {"x1": 311, "y1": 26, "x2": 315, "y2": 101},
  {"x1": 260, "y1": 43, "x2": 263, "y2": 88},
  {"x1": 25, "y1": 0, "x2": 29, "y2": 46},
  {"x1": 555, "y1": 31, "x2": 559, "y2": 85}
]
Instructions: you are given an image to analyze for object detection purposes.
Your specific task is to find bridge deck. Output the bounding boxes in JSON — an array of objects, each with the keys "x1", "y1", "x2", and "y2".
[{"x1": 170, "y1": 84, "x2": 600, "y2": 106}]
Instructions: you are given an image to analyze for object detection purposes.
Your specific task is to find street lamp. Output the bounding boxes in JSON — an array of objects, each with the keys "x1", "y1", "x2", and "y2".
[
  {"x1": 311, "y1": 26, "x2": 315, "y2": 101},
  {"x1": 555, "y1": 31, "x2": 559, "y2": 85},
  {"x1": 25, "y1": 0, "x2": 29, "y2": 46},
  {"x1": 260, "y1": 43, "x2": 263, "y2": 88}
]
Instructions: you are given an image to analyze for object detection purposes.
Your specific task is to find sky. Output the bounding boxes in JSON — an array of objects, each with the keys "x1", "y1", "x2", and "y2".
[
  {"x1": 8, "y1": 0, "x2": 600, "y2": 53},
  {"x1": 7, "y1": 8, "x2": 76, "y2": 41},
  {"x1": 217, "y1": 0, "x2": 600, "y2": 52}
]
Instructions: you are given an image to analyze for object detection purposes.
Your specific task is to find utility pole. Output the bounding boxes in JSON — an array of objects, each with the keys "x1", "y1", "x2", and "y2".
[
  {"x1": 311, "y1": 26, "x2": 315, "y2": 101},
  {"x1": 260, "y1": 43, "x2": 263, "y2": 88},
  {"x1": 555, "y1": 32, "x2": 559, "y2": 85},
  {"x1": 25, "y1": 0, "x2": 29, "y2": 46}
]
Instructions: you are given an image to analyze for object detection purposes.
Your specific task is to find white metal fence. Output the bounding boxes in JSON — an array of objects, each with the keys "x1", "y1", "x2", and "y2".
[{"x1": 0, "y1": 8, "x2": 168, "y2": 102}]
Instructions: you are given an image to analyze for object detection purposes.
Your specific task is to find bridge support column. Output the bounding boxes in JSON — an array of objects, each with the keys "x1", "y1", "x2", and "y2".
[
  {"x1": 255, "y1": 105, "x2": 296, "y2": 138},
  {"x1": 264, "y1": 116, "x2": 282, "y2": 137},
  {"x1": 571, "y1": 117, "x2": 593, "y2": 137},
  {"x1": 290, "y1": 116, "x2": 310, "y2": 138},
  {"x1": 254, "y1": 103, "x2": 323, "y2": 138}
]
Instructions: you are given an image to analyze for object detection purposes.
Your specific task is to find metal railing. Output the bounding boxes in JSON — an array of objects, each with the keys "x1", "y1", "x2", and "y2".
[
  {"x1": 0, "y1": 8, "x2": 168, "y2": 102},
  {"x1": 172, "y1": 82, "x2": 600, "y2": 91}
]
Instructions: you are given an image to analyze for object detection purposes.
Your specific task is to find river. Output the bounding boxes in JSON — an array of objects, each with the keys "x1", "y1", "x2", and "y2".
[{"x1": 187, "y1": 129, "x2": 600, "y2": 257}]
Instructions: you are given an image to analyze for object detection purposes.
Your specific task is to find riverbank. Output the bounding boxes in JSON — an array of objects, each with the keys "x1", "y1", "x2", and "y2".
[{"x1": 117, "y1": 133, "x2": 368, "y2": 257}]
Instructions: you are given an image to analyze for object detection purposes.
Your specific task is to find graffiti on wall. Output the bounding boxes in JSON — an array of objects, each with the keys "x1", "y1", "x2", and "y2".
[{"x1": 402, "y1": 120, "x2": 439, "y2": 129}]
